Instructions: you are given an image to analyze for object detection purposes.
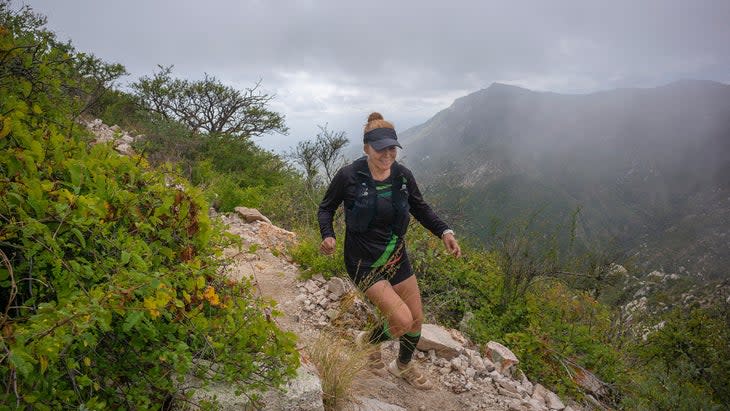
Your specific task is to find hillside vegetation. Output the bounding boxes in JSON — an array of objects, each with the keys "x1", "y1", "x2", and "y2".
[
  {"x1": 1, "y1": 3, "x2": 728, "y2": 410},
  {"x1": 0, "y1": 3, "x2": 297, "y2": 408}
]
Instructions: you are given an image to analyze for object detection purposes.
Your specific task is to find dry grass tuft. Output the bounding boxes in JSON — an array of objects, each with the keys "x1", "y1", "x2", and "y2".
[{"x1": 307, "y1": 331, "x2": 370, "y2": 410}]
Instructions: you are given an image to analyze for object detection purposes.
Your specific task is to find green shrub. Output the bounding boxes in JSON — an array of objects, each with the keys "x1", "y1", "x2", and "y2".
[
  {"x1": 91, "y1": 89, "x2": 148, "y2": 132},
  {"x1": 0, "y1": 6, "x2": 298, "y2": 407},
  {"x1": 622, "y1": 361, "x2": 723, "y2": 411},
  {"x1": 199, "y1": 175, "x2": 267, "y2": 213},
  {"x1": 289, "y1": 227, "x2": 346, "y2": 280},
  {"x1": 407, "y1": 224, "x2": 502, "y2": 327},
  {"x1": 630, "y1": 307, "x2": 730, "y2": 408}
]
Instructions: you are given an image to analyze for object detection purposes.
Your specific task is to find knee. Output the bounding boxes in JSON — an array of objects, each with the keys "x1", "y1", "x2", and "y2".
[
  {"x1": 411, "y1": 311, "x2": 423, "y2": 330},
  {"x1": 388, "y1": 309, "x2": 414, "y2": 338}
]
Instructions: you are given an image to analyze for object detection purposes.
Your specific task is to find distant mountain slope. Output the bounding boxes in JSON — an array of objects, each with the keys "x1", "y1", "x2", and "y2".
[{"x1": 399, "y1": 80, "x2": 730, "y2": 278}]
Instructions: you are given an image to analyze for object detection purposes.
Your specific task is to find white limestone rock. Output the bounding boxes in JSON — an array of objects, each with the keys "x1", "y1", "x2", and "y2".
[
  {"x1": 416, "y1": 324, "x2": 463, "y2": 359},
  {"x1": 234, "y1": 206, "x2": 272, "y2": 224},
  {"x1": 485, "y1": 341, "x2": 519, "y2": 376},
  {"x1": 544, "y1": 390, "x2": 565, "y2": 410},
  {"x1": 326, "y1": 276, "x2": 346, "y2": 299},
  {"x1": 193, "y1": 360, "x2": 324, "y2": 411}
]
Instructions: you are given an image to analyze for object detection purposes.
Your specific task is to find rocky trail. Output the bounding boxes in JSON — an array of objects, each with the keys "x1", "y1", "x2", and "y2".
[{"x1": 204, "y1": 208, "x2": 582, "y2": 411}]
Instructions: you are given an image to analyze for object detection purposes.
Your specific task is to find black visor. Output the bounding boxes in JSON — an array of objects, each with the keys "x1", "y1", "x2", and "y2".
[{"x1": 364, "y1": 127, "x2": 402, "y2": 151}]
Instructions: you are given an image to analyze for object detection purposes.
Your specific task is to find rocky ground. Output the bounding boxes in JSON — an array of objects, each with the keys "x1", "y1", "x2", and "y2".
[{"x1": 205, "y1": 207, "x2": 585, "y2": 411}]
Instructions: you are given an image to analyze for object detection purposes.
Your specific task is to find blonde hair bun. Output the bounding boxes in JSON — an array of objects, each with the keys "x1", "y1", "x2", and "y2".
[
  {"x1": 367, "y1": 112, "x2": 384, "y2": 122},
  {"x1": 363, "y1": 112, "x2": 394, "y2": 134}
]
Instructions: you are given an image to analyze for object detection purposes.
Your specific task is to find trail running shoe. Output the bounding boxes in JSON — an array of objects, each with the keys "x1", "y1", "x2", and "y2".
[{"x1": 388, "y1": 359, "x2": 433, "y2": 390}]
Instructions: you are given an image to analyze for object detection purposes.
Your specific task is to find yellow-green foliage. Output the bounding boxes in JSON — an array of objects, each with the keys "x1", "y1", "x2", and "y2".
[
  {"x1": 0, "y1": 5, "x2": 298, "y2": 408},
  {"x1": 627, "y1": 307, "x2": 730, "y2": 409},
  {"x1": 503, "y1": 282, "x2": 622, "y2": 398},
  {"x1": 289, "y1": 227, "x2": 346, "y2": 280}
]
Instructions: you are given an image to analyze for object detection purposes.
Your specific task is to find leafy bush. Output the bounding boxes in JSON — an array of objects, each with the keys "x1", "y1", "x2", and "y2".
[
  {"x1": 629, "y1": 307, "x2": 730, "y2": 408},
  {"x1": 505, "y1": 282, "x2": 623, "y2": 398},
  {"x1": 0, "y1": 4, "x2": 298, "y2": 408},
  {"x1": 622, "y1": 361, "x2": 723, "y2": 411},
  {"x1": 289, "y1": 227, "x2": 346, "y2": 280}
]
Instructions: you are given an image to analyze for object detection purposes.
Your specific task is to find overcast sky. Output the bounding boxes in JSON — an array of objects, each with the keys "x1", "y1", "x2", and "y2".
[{"x1": 18, "y1": 0, "x2": 730, "y2": 153}]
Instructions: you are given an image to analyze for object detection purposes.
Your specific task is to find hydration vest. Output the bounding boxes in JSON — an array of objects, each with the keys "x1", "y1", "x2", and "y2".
[{"x1": 345, "y1": 157, "x2": 411, "y2": 236}]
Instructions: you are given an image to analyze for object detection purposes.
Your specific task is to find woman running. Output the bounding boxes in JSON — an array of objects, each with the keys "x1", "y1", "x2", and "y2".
[{"x1": 317, "y1": 112, "x2": 461, "y2": 390}]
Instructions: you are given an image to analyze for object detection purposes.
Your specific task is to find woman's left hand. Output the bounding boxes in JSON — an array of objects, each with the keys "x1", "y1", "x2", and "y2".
[{"x1": 442, "y1": 233, "x2": 462, "y2": 258}]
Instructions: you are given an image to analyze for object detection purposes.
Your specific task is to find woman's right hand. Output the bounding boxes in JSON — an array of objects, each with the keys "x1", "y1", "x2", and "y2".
[{"x1": 320, "y1": 237, "x2": 336, "y2": 255}]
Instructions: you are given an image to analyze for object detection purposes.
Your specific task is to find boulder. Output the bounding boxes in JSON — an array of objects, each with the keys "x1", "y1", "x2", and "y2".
[
  {"x1": 497, "y1": 379, "x2": 523, "y2": 397},
  {"x1": 482, "y1": 356, "x2": 497, "y2": 372},
  {"x1": 259, "y1": 360, "x2": 325, "y2": 411},
  {"x1": 450, "y1": 355, "x2": 468, "y2": 373},
  {"x1": 416, "y1": 324, "x2": 464, "y2": 359},
  {"x1": 119, "y1": 134, "x2": 135, "y2": 144},
  {"x1": 303, "y1": 280, "x2": 320, "y2": 294},
  {"x1": 608, "y1": 263, "x2": 628, "y2": 276},
  {"x1": 115, "y1": 142, "x2": 134, "y2": 156},
  {"x1": 521, "y1": 374, "x2": 534, "y2": 396},
  {"x1": 485, "y1": 341, "x2": 519, "y2": 375},
  {"x1": 466, "y1": 349, "x2": 487, "y2": 372},
  {"x1": 522, "y1": 398, "x2": 548, "y2": 411},
  {"x1": 192, "y1": 360, "x2": 324, "y2": 411},
  {"x1": 235, "y1": 206, "x2": 272, "y2": 224}
]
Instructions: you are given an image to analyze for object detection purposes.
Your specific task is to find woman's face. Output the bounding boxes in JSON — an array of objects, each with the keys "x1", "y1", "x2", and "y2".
[{"x1": 364, "y1": 144, "x2": 398, "y2": 173}]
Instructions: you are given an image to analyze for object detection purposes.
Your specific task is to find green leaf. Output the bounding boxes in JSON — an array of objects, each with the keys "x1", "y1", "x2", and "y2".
[
  {"x1": 70, "y1": 228, "x2": 86, "y2": 248},
  {"x1": 68, "y1": 162, "x2": 84, "y2": 193},
  {"x1": 120, "y1": 251, "x2": 131, "y2": 265},
  {"x1": 29, "y1": 139, "x2": 45, "y2": 162},
  {"x1": 9, "y1": 348, "x2": 35, "y2": 377},
  {"x1": 122, "y1": 310, "x2": 144, "y2": 332}
]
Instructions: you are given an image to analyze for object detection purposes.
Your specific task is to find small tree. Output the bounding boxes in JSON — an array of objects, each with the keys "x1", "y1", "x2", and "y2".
[
  {"x1": 289, "y1": 124, "x2": 349, "y2": 189},
  {"x1": 287, "y1": 125, "x2": 349, "y2": 224},
  {"x1": 291, "y1": 138, "x2": 320, "y2": 193},
  {"x1": 131, "y1": 66, "x2": 288, "y2": 138},
  {"x1": 314, "y1": 125, "x2": 349, "y2": 183}
]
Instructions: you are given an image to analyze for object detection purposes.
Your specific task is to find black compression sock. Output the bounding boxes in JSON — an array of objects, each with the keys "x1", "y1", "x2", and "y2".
[
  {"x1": 398, "y1": 331, "x2": 421, "y2": 364},
  {"x1": 368, "y1": 319, "x2": 393, "y2": 344}
]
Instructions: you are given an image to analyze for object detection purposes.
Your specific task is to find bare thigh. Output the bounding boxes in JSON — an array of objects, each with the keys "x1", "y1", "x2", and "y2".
[
  {"x1": 365, "y1": 280, "x2": 414, "y2": 337},
  {"x1": 391, "y1": 275, "x2": 423, "y2": 333}
]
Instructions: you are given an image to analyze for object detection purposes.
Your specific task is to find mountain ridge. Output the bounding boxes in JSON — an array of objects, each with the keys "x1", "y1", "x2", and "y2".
[{"x1": 398, "y1": 80, "x2": 730, "y2": 279}]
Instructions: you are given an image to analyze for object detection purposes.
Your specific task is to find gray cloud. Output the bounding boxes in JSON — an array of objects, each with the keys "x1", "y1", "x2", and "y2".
[{"x1": 20, "y1": 0, "x2": 730, "y2": 151}]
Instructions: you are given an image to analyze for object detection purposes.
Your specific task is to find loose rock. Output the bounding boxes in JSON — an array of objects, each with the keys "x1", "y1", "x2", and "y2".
[
  {"x1": 486, "y1": 341, "x2": 520, "y2": 376},
  {"x1": 417, "y1": 323, "x2": 464, "y2": 359}
]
